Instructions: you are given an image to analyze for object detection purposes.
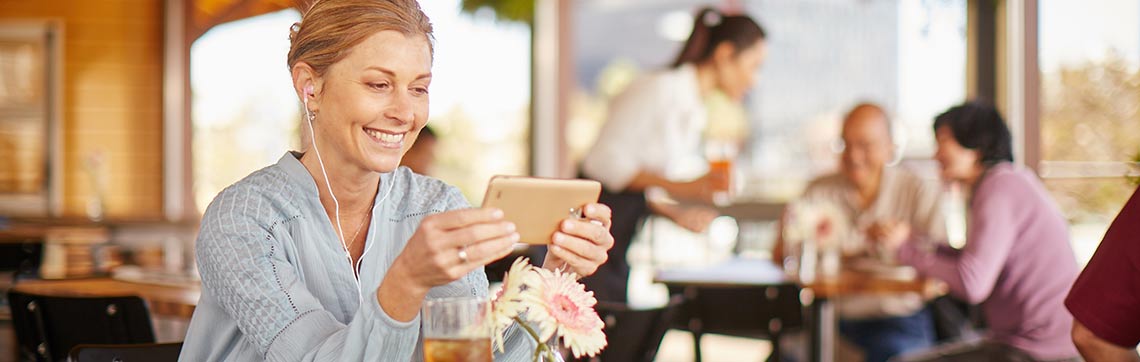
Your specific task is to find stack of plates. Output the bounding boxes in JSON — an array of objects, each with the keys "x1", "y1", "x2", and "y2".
[{"x1": 39, "y1": 226, "x2": 112, "y2": 279}]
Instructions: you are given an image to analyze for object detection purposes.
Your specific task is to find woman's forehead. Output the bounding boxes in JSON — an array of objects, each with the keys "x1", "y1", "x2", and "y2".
[{"x1": 335, "y1": 30, "x2": 432, "y2": 77}]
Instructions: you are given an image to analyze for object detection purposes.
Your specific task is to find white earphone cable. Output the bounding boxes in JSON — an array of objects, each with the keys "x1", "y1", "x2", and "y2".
[
  {"x1": 304, "y1": 95, "x2": 362, "y2": 302},
  {"x1": 304, "y1": 92, "x2": 398, "y2": 304},
  {"x1": 304, "y1": 102, "x2": 350, "y2": 259}
]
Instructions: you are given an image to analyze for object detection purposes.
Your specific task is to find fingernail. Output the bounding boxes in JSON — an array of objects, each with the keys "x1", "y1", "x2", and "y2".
[
  {"x1": 504, "y1": 222, "x2": 516, "y2": 232},
  {"x1": 562, "y1": 220, "x2": 574, "y2": 230},
  {"x1": 491, "y1": 208, "x2": 504, "y2": 218},
  {"x1": 551, "y1": 245, "x2": 561, "y2": 252},
  {"x1": 510, "y1": 232, "x2": 520, "y2": 242},
  {"x1": 552, "y1": 233, "x2": 563, "y2": 244}
]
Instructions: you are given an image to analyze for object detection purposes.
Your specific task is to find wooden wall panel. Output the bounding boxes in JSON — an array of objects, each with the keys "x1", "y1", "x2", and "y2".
[{"x1": 0, "y1": 0, "x2": 165, "y2": 220}]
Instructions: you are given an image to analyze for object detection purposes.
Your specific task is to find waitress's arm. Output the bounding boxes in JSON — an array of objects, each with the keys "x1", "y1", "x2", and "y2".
[{"x1": 626, "y1": 170, "x2": 715, "y2": 203}]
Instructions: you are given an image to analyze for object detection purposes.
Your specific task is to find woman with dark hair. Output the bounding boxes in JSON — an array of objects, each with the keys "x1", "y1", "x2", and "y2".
[
  {"x1": 875, "y1": 101, "x2": 1080, "y2": 361},
  {"x1": 580, "y1": 6, "x2": 767, "y2": 303}
]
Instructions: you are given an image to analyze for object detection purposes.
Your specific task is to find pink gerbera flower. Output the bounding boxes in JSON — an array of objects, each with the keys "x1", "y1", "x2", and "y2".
[{"x1": 523, "y1": 267, "x2": 607, "y2": 358}]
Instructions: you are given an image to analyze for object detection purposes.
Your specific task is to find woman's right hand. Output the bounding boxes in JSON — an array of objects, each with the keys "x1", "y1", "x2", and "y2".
[
  {"x1": 378, "y1": 208, "x2": 518, "y2": 321},
  {"x1": 396, "y1": 208, "x2": 519, "y2": 290}
]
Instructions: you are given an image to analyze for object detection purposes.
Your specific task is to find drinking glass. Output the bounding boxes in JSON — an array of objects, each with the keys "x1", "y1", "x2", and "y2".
[{"x1": 422, "y1": 297, "x2": 492, "y2": 362}]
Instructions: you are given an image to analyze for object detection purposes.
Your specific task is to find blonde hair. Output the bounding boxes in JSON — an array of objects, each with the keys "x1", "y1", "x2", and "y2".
[{"x1": 288, "y1": 0, "x2": 434, "y2": 75}]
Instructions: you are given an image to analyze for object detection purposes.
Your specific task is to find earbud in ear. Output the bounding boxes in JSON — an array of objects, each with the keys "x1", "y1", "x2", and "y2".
[{"x1": 304, "y1": 85, "x2": 314, "y2": 97}]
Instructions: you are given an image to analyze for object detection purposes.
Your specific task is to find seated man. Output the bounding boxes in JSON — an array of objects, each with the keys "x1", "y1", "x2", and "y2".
[{"x1": 780, "y1": 103, "x2": 946, "y2": 362}]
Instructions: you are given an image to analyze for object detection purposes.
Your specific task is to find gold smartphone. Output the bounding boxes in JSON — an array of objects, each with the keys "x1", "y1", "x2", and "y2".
[{"x1": 481, "y1": 175, "x2": 602, "y2": 245}]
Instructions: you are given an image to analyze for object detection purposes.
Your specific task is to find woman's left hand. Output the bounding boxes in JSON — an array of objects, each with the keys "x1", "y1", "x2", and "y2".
[
  {"x1": 542, "y1": 203, "x2": 615, "y2": 277},
  {"x1": 869, "y1": 219, "x2": 912, "y2": 254}
]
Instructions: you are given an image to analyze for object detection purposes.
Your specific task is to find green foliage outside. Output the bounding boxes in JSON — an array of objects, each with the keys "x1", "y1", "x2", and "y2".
[
  {"x1": 1040, "y1": 51, "x2": 1140, "y2": 223},
  {"x1": 459, "y1": 0, "x2": 533, "y2": 24}
]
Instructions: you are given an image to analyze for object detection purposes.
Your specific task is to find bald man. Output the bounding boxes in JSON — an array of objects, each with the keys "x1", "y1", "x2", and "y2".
[{"x1": 791, "y1": 103, "x2": 948, "y2": 362}]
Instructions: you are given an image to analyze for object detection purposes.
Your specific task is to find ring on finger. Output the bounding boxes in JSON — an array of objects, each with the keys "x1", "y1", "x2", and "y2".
[{"x1": 458, "y1": 246, "x2": 469, "y2": 264}]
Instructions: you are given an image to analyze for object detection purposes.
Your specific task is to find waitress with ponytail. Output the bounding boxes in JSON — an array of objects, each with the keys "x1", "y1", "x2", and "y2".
[
  {"x1": 580, "y1": 7, "x2": 767, "y2": 303},
  {"x1": 180, "y1": 0, "x2": 614, "y2": 360}
]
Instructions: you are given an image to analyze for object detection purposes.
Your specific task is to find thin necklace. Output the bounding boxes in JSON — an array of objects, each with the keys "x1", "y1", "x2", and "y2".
[{"x1": 345, "y1": 208, "x2": 371, "y2": 253}]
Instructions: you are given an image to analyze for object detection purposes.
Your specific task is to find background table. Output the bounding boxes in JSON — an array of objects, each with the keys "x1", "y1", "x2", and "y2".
[
  {"x1": 11, "y1": 278, "x2": 199, "y2": 319},
  {"x1": 656, "y1": 258, "x2": 935, "y2": 362}
]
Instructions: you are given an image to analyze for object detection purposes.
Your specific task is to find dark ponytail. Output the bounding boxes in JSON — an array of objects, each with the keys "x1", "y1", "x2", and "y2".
[{"x1": 671, "y1": 7, "x2": 766, "y2": 68}]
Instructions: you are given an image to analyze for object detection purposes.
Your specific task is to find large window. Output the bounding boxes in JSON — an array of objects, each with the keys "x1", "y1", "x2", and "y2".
[
  {"x1": 191, "y1": 10, "x2": 301, "y2": 212},
  {"x1": 190, "y1": 2, "x2": 531, "y2": 211},
  {"x1": 418, "y1": 1, "x2": 531, "y2": 203},
  {"x1": 570, "y1": 0, "x2": 967, "y2": 200},
  {"x1": 1038, "y1": 0, "x2": 1140, "y2": 265}
]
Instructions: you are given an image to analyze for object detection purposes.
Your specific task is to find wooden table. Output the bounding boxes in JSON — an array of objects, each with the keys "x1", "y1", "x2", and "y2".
[
  {"x1": 11, "y1": 278, "x2": 200, "y2": 319},
  {"x1": 656, "y1": 258, "x2": 936, "y2": 362},
  {"x1": 799, "y1": 269, "x2": 937, "y2": 362},
  {"x1": 716, "y1": 199, "x2": 786, "y2": 222},
  {"x1": 805, "y1": 270, "x2": 932, "y2": 298}
]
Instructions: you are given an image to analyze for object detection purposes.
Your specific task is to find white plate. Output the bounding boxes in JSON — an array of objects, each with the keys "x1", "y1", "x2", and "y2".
[{"x1": 846, "y1": 258, "x2": 917, "y2": 281}]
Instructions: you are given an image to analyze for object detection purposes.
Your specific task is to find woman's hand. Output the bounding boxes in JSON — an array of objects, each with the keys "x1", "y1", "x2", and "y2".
[
  {"x1": 379, "y1": 208, "x2": 518, "y2": 321},
  {"x1": 396, "y1": 208, "x2": 519, "y2": 289},
  {"x1": 542, "y1": 203, "x2": 615, "y2": 277},
  {"x1": 868, "y1": 219, "x2": 911, "y2": 254}
]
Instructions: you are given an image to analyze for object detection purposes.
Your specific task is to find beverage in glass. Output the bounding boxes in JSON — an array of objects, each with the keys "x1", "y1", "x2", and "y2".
[
  {"x1": 705, "y1": 141, "x2": 737, "y2": 205},
  {"x1": 422, "y1": 297, "x2": 493, "y2": 362},
  {"x1": 707, "y1": 158, "x2": 733, "y2": 192}
]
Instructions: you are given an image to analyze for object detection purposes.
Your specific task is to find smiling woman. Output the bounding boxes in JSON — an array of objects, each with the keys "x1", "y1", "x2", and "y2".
[
  {"x1": 291, "y1": 29, "x2": 434, "y2": 178},
  {"x1": 178, "y1": 0, "x2": 615, "y2": 361}
]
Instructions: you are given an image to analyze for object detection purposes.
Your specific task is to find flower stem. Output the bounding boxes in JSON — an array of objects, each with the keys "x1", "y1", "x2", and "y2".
[{"x1": 513, "y1": 316, "x2": 548, "y2": 362}]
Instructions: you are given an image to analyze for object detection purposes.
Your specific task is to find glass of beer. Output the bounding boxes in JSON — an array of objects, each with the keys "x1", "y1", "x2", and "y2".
[
  {"x1": 705, "y1": 141, "x2": 737, "y2": 205},
  {"x1": 708, "y1": 158, "x2": 733, "y2": 191},
  {"x1": 422, "y1": 297, "x2": 493, "y2": 362}
]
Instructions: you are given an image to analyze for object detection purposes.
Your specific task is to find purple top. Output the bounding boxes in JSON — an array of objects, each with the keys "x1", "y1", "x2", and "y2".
[{"x1": 897, "y1": 163, "x2": 1079, "y2": 359}]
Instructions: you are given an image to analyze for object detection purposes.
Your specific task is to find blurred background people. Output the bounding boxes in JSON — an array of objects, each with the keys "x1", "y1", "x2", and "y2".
[
  {"x1": 880, "y1": 101, "x2": 1080, "y2": 362},
  {"x1": 579, "y1": 6, "x2": 767, "y2": 303},
  {"x1": 400, "y1": 125, "x2": 437, "y2": 175},
  {"x1": 777, "y1": 103, "x2": 946, "y2": 362}
]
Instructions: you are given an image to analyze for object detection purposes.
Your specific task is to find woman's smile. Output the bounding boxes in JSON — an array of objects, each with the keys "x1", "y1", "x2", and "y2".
[{"x1": 362, "y1": 126, "x2": 407, "y2": 149}]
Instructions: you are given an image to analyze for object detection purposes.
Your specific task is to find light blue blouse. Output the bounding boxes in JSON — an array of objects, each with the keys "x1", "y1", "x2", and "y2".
[{"x1": 180, "y1": 152, "x2": 533, "y2": 361}]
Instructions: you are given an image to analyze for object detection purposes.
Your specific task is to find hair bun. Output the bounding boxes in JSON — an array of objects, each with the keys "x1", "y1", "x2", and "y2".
[
  {"x1": 702, "y1": 9, "x2": 722, "y2": 27},
  {"x1": 289, "y1": 22, "x2": 302, "y2": 42}
]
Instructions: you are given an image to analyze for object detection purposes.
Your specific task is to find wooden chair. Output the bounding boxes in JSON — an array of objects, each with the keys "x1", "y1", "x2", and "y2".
[
  {"x1": 8, "y1": 290, "x2": 155, "y2": 362},
  {"x1": 69, "y1": 342, "x2": 182, "y2": 362}
]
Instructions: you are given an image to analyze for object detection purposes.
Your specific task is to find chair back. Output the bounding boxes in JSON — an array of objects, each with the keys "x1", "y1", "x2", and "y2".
[
  {"x1": 670, "y1": 283, "x2": 803, "y2": 338},
  {"x1": 69, "y1": 342, "x2": 183, "y2": 362},
  {"x1": 667, "y1": 283, "x2": 804, "y2": 361},
  {"x1": 8, "y1": 290, "x2": 155, "y2": 362},
  {"x1": 581, "y1": 295, "x2": 683, "y2": 362}
]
